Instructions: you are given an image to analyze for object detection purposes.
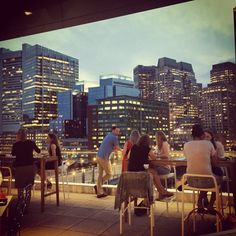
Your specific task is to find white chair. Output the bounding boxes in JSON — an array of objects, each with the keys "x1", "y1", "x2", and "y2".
[
  {"x1": 159, "y1": 166, "x2": 178, "y2": 211},
  {"x1": 221, "y1": 166, "x2": 232, "y2": 215},
  {"x1": 58, "y1": 161, "x2": 69, "y2": 199},
  {"x1": 115, "y1": 172, "x2": 155, "y2": 236},
  {"x1": 181, "y1": 174, "x2": 221, "y2": 236}
]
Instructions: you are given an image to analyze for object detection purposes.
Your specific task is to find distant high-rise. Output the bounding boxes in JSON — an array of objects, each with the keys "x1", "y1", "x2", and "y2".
[
  {"x1": 0, "y1": 44, "x2": 79, "y2": 149},
  {"x1": 51, "y1": 90, "x2": 87, "y2": 138},
  {"x1": 22, "y1": 44, "x2": 79, "y2": 136},
  {"x1": 202, "y1": 62, "x2": 236, "y2": 148},
  {"x1": 88, "y1": 74, "x2": 139, "y2": 105},
  {"x1": 133, "y1": 65, "x2": 157, "y2": 100},
  {"x1": 156, "y1": 58, "x2": 202, "y2": 149},
  {"x1": 88, "y1": 95, "x2": 169, "y2": 150},
  {"x1": 134, "y1": 58, "x2": 202, "y2": 149},
  {"x1": 0, "y1": 48, "x2": 23, "y2": 133}
]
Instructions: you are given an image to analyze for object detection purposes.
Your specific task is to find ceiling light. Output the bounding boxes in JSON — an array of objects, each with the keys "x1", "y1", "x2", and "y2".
[{"x1": 24, "y1": 11, "x2": 33, "y2": 16}]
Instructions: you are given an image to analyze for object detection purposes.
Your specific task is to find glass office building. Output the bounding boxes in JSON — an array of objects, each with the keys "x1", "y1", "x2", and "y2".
[
  {"x1": 88, "y1": 74, "x2": 139, "y2": 105},
  {"x1": 134, "y1": 58, "x2": 202, "y2": 149},
  {"x1": 202, "y1": 62, "x2": 236, "y2": 148},
  {"x1": 88, "y1": 95, "x2": 169, "y2": 149}
]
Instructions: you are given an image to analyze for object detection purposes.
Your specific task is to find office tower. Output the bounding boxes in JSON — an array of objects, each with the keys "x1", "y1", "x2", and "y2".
[
  {"x1": 0, "y1": 44, "x2": 79, "y2": 149},
  {"x1": 51, "y1": 90, "x2": 87, "y2": 138},
  {"x1": 88, "y1": 74, "x2": 139, "y2": 105},
  {"x1": 88, "y1": 95, "x2": 169, "y2": 150},
  {"x1": 133, "y1": 65, "x2": 157, "y2": 100},
  {"x1": 0, "y1": 48, "x2": 23, "y2": 133},
  {"x1": 156, "y1": 57, "x2": 201, "y2": 149},
  {"x1": 202, "y1": 62, "x2": 236, "y2": 148},
  {"x1": 22, "y1": 44, "x2": 78, "y2": 137},
  {"x1": 0, "y1": 48, "x2": 23, "y2": 152}
]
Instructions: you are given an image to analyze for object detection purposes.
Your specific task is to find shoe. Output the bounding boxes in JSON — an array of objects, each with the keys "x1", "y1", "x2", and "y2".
[
  {"x1": 159, "y1": 191, "x2": 174, "y2": 200},
  {"x1": 94, "y1": 185, "x2": 97, "y2": 194},
  {"x1": 97, "y1": 193, "x2": 108, "y2": 198},
  {"x1": 177, "y1": 185, "x2": 182, "y2": 192}
]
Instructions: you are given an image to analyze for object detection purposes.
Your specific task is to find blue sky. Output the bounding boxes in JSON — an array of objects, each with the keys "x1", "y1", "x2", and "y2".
[{"x1": 0, "y1": 0, "x2": 235, "y2": 90}]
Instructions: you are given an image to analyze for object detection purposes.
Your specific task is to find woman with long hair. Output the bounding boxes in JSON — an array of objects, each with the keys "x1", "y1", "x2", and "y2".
[
  {"x1": 45, "y1": 133, "x2": 62, "y2": 188},
  {"x1": 12, "y1": 128, "x2": 40, "y2": 212},
  {"x1": 121, "y1": 129, "x2": 140, "y2": 172},
  {"x1": 128, "y1": 134, "x2": 173, "y2": 199},
  {"x1": 155, "y1": 131, "x2": 171, "y2": 175}
]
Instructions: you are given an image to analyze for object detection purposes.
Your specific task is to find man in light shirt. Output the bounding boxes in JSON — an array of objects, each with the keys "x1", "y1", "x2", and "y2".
[
  {"x1": 184, "y1": 124, "x2": 220, "y2": 212},
  {"x1": 95, "y1": 126, "x2": 121, "y2": 198}
]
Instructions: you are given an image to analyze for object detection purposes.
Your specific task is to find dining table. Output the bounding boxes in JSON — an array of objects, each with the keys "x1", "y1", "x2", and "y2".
[
  {"x1": 150, "y1": 157, "x2": 236, "y2": 213},
  {"x1": 0, "y1": 154, "x2": 60, "y2": 212}
]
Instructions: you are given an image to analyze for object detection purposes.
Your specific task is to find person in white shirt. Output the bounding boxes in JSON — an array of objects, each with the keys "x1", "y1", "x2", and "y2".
[{"x1": 184, "y1": 124, "x2": 221, "y2": 212}]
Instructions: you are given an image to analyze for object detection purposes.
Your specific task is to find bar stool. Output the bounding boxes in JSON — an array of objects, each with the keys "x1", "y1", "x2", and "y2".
[{"x1": 181, "y1": 174, "x2": 221, "y2": 236}]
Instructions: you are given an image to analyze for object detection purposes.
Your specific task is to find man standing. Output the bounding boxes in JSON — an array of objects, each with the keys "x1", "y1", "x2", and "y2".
[{"x1": 95, "y1": 126, "x2": 121, "y2": 198}]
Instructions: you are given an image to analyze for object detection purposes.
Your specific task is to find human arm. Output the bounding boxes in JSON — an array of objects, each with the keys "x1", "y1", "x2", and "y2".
[
  {"x1": 50, "y1": 144, "x2": 57, "y2": 158},
  {"x1": 33, "y1": 141, "x2": 41, "y2": 154},
  {"x1": 148, "y1": 149, "x2": 157, "y2": 161},
  {"x1": 122, "y1": 141, "x2": 128, "y2": 157},
  {"x1": 210, "y1": 144, "x2": 218, "y2": 167},
  {"x1": 216, "y1": 142, "x2": 225, "y2": 159}
]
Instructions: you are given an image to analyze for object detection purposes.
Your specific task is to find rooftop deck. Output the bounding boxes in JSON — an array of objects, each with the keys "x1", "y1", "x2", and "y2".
[{"x1": 13, "y1": 191, "x2": 235, "y2": 236}]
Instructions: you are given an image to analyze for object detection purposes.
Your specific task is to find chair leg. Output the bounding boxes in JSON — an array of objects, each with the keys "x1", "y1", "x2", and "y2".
[
  {"x1": 216, "y1": 191, "x2": 220, "y2": 232},
  {"x1": 61, "y1": 172, "x2": 66, "y2": 201},
  {"x1": 150, "y1": 204, "x2": 154, "y2": 236},
  {"x1": 181, "y1": 187, "x2": 185, "y2": 236},
  {"x1": 128, "y1": 197, "x2": 131, "y2": 225},
  {"x1": 193, "y1": 190, "x2": 196, "y2": 232},
  {"x1": 120, "y1": 204, "x2": 123, "y2": 235}
]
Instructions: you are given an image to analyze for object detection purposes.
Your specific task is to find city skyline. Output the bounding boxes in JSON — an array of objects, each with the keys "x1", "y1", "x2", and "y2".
[{"x1": 0, "y1": 0, "x2": 234, "y2": 90}]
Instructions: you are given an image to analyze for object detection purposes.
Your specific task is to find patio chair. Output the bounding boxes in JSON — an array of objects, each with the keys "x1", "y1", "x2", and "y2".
[{"x1": 115, "y1": 171, "x2": 155, "y2": 236}]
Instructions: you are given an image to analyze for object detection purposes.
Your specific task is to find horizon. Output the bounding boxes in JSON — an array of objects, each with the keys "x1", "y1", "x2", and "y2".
[{"x1": 0, "y1": 0, "x2": 235, "y2": 91}]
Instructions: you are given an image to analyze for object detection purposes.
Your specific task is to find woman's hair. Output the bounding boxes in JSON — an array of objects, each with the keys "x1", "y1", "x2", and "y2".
[
  {"x1": 130, "y1": 129, "x2": 140, "y2": 145},
  {"x1": 191, "y1": 124, "x2": 204, "y2": 138},
  {"x1": 204, "y1": 129, "x2": 217, "y2": 149},
  {"x1": 156, "y1": 131, "x2": 167, "y2": 150},
  {"x1": 17, "y1": 128, "x2": 27, "y2": 141},
  {"x1": 137, "y1": 134, "x2": 151, "y2": 147},
  {"x1": 48, "y1": 133, "x2": 60, "y2": 147}
]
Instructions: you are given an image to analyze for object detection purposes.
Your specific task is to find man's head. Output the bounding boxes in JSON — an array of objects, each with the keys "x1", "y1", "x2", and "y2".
[
  {"x1": 191, "y1": 124, "x2": 204, "y2": 140},
  {"x1": 111, "y1": 126, "x2": 120, "y2": 136}
]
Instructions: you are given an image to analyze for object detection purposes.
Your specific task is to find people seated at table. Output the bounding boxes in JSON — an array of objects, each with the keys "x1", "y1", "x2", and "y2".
[
  {"x1": 45, "y1": 133, "x2": 62, "y2": 189},
  {"x1": 11, "y1": 128, "x2": 40, "y2": 212},
  {"x1": 122, "y1": 129, "x2": 140, "y2": 172},
  {"x1": 154, "y1": 131, "x2": 171, "y2": 175},
  {"x1": 128, "y1": 134, "x2": 173, "y2": 199},
  {"x1": 184, "y1": 124, "x2": 222, "y2": 212}
]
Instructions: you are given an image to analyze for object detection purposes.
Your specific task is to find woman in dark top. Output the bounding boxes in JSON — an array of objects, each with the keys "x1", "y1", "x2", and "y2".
[
  {"x1": 45, "y1": 133, "x2": 62, "y2": 188},
  {"x1": 128, "y1": 134, "x2": 173, "y2": 199},
  {"x1": 11, "y1": 128, "x2": 40, "y2": 211}
]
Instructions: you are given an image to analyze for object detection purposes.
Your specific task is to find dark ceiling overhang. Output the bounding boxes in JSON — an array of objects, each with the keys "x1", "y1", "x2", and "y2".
[{"x1": 0, "y1": 0, "x2": 192, "y2": 41}]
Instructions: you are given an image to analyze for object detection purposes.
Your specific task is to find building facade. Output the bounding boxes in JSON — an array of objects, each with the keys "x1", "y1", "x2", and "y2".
[
  {"x1": 88, "y1": 74, "x2": 139, "y2": 105},
  {"x1": 133, "y1": 58, "x2": 202, "y2": 149},
  {"x1": 88, "y1": 95, "x2": 169, "y2": 150},
  {"x1": 202, "y1": 62, "x2": 236, "y2": 148}
]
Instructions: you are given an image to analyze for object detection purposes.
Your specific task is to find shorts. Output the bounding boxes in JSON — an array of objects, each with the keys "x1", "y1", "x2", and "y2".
[{"x1": 156, "y1": 166, "x2": 171, "y2": 175}]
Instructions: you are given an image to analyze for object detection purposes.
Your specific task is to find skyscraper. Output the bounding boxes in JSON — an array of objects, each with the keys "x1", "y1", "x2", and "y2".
[
  {"x1": 134, "y1": 58, "x2": 202, "y2": 149},
  {"x1": 156, "y1": 58, "x2": 201, "y2": 149},
  {"x1": 0, "y1": 44, "x2": 79, "y2": 149},
  {"x1": 22, "y1": 44, "x2": 78, "y2": 135},
  {"x1": 0, "y1": 48, "x2": 23, "y2": 133},
  {"x1": 88, "y1": 74, "x2": 139, "y2": 105},
  {"x1": 133, "y1": 65, "x2": 157, "y2": 100},
  {"x1": 202, "y1": 62, "x2": 236, "y2": 148}
]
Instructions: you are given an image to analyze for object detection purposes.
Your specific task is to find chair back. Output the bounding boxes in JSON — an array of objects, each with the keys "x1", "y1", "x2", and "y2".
[{"x1": 114, "y1": 171, "x2": 154, "y2": 209}]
